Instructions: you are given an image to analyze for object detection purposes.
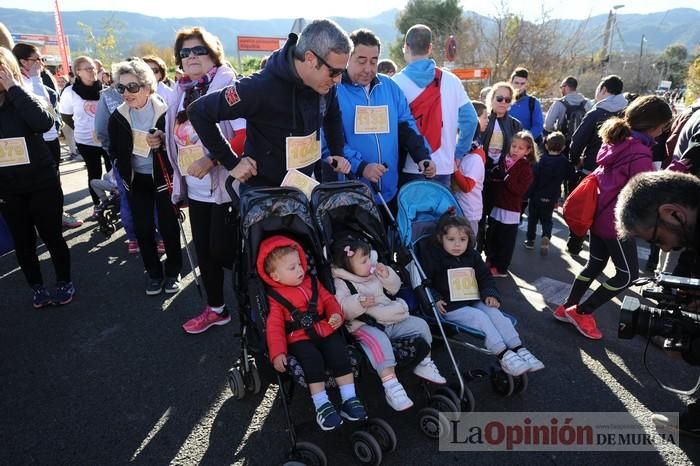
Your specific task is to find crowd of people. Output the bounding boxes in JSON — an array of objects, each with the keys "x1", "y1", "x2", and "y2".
[{"x1": 1, "y1": 17, "x2": 699, "y2": 433}]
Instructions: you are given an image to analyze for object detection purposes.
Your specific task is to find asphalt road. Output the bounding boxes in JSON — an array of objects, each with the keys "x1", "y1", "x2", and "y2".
[{"x1": 2, "y1": 158, "x2": 700, "y2": 466}]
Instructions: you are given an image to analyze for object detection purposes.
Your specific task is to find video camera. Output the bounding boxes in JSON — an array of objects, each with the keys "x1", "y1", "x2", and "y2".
[{"x1": 618, "y1": 274, "x2": 700, "y2": 351}]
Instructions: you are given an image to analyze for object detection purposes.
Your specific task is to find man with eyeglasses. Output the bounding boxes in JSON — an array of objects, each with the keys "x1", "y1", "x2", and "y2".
[
  {"x1": 332, "y1": 28, "x2": 434, "y2": 206},
  {"x1": 188, "y1": 19, "x2": 353, "y2": 187},
  {"x1": 616, "y1": 170, "x2": 700, "y2": 437}
]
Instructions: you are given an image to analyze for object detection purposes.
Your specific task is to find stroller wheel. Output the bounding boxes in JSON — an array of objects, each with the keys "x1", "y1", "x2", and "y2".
[
  {"x1": 433, "y1": 387, "x2": 460, "y2": 411},
  {"x1": 351, "y1": 430, "x2": 383, "y2": 465},
  {"x1": 429, "y1": 394, "x2": 458, "y2": 413},
  {"x1": 290, "y1": 441, "x2": 327, "y2": 466},
  {"x1": 227, "y1": 368, "x2": 246, "y2": 400},
  {"x1": 366, "y1": 418, "x2": 397, "y2": 453},
  {"x1": 512, "y1": 372, "x2": 529, "y2": 395},
  {"x1": 418, "y1": 407, "x2": 450, "y2": 440},
  {"x1": 490, "y1": 368, "x2": 515, "y2": 397},
  {"x1": 244, "y1": 361, "x2": 262, "y2": 394}
]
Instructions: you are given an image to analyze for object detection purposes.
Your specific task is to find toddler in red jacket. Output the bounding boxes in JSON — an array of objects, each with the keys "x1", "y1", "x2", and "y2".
[{"x1": 258, "y1": 235, "x2": 367, "y2": 431}]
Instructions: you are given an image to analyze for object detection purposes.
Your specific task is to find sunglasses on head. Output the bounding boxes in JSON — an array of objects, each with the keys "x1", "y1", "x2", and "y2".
[
  {"x1": 310, "y1": 50, "x2": 345, "y2": 78},
  {"x1": 116, "y1": 82, "x2": 143, "y2": 94},
  {"x1": 179, "y1": 45, "x2": 209, "y2": 59},
  {"x1": 495, "y1": 95, "x2": 512, "y2": 103}
]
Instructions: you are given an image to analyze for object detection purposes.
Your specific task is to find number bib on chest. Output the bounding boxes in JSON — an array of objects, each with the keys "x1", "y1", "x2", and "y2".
[
  {"x1": 286, "y1": 131, "x2": 321, "y2": 170},
  {"x1": 354, "y1": 105, "x2": 390, "y2": 134},
  {"x1": 448, "y1": 267, "x2": 480, "y2": 302},
  {"x1": 178, "y1": 144, "x2": 205, "y2": 173}
]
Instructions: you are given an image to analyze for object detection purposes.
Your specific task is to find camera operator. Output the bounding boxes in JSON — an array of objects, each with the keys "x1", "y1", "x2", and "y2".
[{"x1": 615, "y1": 170, "x2": 700, "y2": 436}]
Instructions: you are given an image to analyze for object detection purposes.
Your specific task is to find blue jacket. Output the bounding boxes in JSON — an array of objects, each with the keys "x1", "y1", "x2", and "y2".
[
  {"x1": 188, "y1": 33, "x2": 345, "y2": 187},
  {"x1": 529, "y1": 152, "x2": 574, "y2": 201},
  {"x1": 509, "y1": 93, "x2": 544, "y2": 139},
  {"x1": 334, "y1": 73, "x2": 430, "y2": 202}
]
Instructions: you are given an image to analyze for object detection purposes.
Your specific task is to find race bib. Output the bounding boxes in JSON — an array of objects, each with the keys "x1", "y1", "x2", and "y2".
[
  {"x1": 447, "y1": 267, "x2": 480, "y2": 302},
  {"x1": 286, "y1": 131, "x2": 321, "y2": 170},
  {"x1": 0, "y1": 137, "x2": 30, "y2": 167},
  {"x1": 281, "y1": 169, "x2": 319, "y2": 199},
  {"x1": 132, "y1": 130, "x2": 151, "y2": 158},
  {"x1": 354, "y1": 105, "x2": 390, "y2": 134},
  {"x1": 178, "y1": 144, "x2": 205, "y2": 173}
]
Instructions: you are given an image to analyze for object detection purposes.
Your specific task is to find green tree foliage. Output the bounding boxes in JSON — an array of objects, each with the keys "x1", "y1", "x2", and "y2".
[
  {"x1": 77, "y1": 16, "x2": 125, "y2": 68},
  {"x1": 686, "y1": 56, "x2": 700, "y2": 105},
  {"x1": 655, "y1": 44, "x2": 690, "y2": 88}
]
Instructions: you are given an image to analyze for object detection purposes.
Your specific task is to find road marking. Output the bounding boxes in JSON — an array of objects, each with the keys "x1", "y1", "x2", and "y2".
[{"x1": 130, "y1": 407, "x2": 171, "y2": 462}]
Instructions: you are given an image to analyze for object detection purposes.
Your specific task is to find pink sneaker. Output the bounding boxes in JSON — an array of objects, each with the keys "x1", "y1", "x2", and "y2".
[
  {"x1": 565, "y1": 305, "x2": 603, "y2": 340},
  {"x1": 552, "y1": 305, "x2": 568, "y2": 322},
  {"x1": 182, "y1": 307, "x2": 231, "y2": 334},
  {"x1": 157, "y1": 240, "x2": 165, "y2": 255},
  {"x1": 127, "y1": 240, "x2": 140, "y2": 255}
]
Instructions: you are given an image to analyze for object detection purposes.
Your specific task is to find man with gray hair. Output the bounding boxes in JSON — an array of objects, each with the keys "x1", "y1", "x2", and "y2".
[
  {"x1": 189, "y1": 19, "x2": 353, "y2": 187},
  {"x1": 393, "y1": 24, "x2": 477, "y2": 186}
]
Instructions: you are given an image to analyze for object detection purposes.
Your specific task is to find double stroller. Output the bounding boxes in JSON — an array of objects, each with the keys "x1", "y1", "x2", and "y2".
[
  {"x1": 396, "y1": 180, "x2": 529, "y2": 397},
  {"x1": 225, "y1": 181, "x2": 398, "y2": 466},
  {"x1": 94, "y1": 192, "x2": 121, "y2": 237}
]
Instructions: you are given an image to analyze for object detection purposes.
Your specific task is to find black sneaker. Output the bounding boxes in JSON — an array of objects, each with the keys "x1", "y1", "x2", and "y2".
[
  {"x1": 316, "y1": 402, "x2": 343, "y2": 431},
  {"x1": 340, "y1": 396, "x2": 368, "y2": 422},
  {"x1": 164, "y1": 276, "x2": 180, "y2": 294},
  {"x1": 52, "y1": 281, "x2": 75, "y2": 305},
  {"x1": 32, "y1": 285, "x2": 52, "y2": 309},
  {"x1": 523, "y1": 240, "x2": 535, "y2": 249},
  {"x1": 146, "y1": 278, "x2": 164, "y2": 296}
]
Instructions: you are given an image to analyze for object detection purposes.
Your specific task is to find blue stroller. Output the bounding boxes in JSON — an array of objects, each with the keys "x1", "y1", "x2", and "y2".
[{"x1": 396, "y1": 180, "x2": 529, "y2": 398}]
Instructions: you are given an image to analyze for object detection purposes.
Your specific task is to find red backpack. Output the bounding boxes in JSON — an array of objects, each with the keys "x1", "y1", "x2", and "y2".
[
  {"x1": 562, "y1": 173, "x2": 599, "y2": 236},
  {"x1": 409, "y1": 68, "x2": 443, "y2": 153}
]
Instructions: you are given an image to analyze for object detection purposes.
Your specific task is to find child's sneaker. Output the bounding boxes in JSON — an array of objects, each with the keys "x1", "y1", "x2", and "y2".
[
  {"x1": 552, "y1": 304, "x2": 568, "y2": 322},
  {"x1": 413, "y1": 358, "x2": 447, "y2": 384},
  {"x1": 516, "y1": 348, "x2": 545, "y2": 372},
  {"x1": 157, "y1": 240, "x2": 165, "y2": 255},
  {"x1": 127, "y1": 240, "x2": 140, "y2": 255},
  {"x1": 540, "y1": 236, "x2": 550, "y2": 256},
  {"x1": 32, "y1": 285, "x2": 52, "y2": 309},
  {"x1": 523, "y1": 240, "x2": 535, "y2": 250},
  {"x1": 340, "y1": 396, "x2": 368, "y2": 421},
  {"x1": 52, "y1": 281, "x2": 75, "y2": 306},
  {"x1": 146, "y1": 278, "x2": 163, "y2": 296},
  {"x1": 316, "y1": 402, "x2": 343, "y2": 431},
  {"x1": 565, "y1": 306, "x2": 603, "y2": 340},
  {"x1": 499, "y1": 350, "x2": 529, "y2": 376},
  {"x1": 182, "y1": 307, "x2": 231, "y2": 334},
  {"x1": 164, "y1": 276, "x2": 180, "y2": 294},
  {"x1": 385, "y1": 382, "x2": 414, "y2": 411}
]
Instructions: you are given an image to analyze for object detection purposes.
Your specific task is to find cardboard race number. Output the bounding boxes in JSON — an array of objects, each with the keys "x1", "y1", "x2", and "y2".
[
  {"x1": 281, "y1": 169, "x2": 319, "y2": 199},
  {"x1": 447, "y1": 267, "x2": 480, "y2": 302},
  {"x1": 0, "y1": 137, "x2": 30, "y2": 167},
  {"x1": 286, "y1": 131, "x2": 321, "y2": 170}
]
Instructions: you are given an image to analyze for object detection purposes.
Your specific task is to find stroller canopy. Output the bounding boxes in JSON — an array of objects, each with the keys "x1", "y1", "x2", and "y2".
[{"x1": 396, "y1": 181, "x2": 463, "y2": 247}]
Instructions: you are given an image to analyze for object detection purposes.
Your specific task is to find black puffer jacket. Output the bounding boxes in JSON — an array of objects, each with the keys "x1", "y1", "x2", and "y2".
[{"x1": 0, "y1": 85, "x2": 56, "y2": 195}]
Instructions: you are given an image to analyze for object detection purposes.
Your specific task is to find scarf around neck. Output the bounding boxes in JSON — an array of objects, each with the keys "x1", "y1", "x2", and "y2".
[
  {"x1": 176, "y1": 66, "x2": 219, "y2": 123},
  {"x1": 71, "y1": 78, "x2": 102, "y2": 101}
]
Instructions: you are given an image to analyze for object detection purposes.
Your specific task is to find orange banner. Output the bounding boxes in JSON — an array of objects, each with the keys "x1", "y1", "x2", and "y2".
[
  {"x1": 452, "y1": 68, "x2": 491, "y2": 80},
  {"x1": 237, "y1": 36, "x2": 287, "y2": 52},
  {"x1": 52, "y1": 0, "x2": 70, "y2": 76}
]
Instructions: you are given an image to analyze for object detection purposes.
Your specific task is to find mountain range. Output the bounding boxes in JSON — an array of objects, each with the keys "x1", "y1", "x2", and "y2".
[{"x1": 1, "y1": 7, "x2": 699, "y2": 58}]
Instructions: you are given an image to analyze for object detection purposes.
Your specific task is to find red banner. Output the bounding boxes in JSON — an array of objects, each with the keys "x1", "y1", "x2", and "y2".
[{"x1": 52, "y1": 0, "x2": 70, "y2": 76}]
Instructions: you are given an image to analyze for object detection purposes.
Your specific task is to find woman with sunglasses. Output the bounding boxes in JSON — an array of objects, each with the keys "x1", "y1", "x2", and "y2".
[
  {"x1": 142, "y1": 55, "x2": 174, "y2": 101},
  {"x1": 108, "y1": 58, "x2": 182, "y2": 296},
  {"x1": 59, "y1": 55, "x2": 111, "y2": 221},
  {"x1": 552, "y1": 96, "x2": 672, "y2": 340},
  {"x1": 0, "y1": 47, "x2": 74, "y2": 308},
  {"x1": 158, "y1": 27, "x2": 246, "y2": 334}
]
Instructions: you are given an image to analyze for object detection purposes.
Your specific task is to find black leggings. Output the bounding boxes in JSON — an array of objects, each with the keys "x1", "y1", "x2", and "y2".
[
  {"x1": 565, "y1": 233, "x2": 639, "y2": 314},
  {"x1": 128, "y1": 173, "x2": 182, "y2": 279},
  {"x1": 188, "y1": 198, "x2": 237, "y2": 308},
  {"x1": 76, "y1": 143, "x2": 111, "y2": 206},
  {"x1": 486, "y1": 217, "x2": 519, "y2": 272},
  {"x1": 288, "y1": 332, "x2": 352, "y2": 384},
  {"x1": 0, "y1": 182, "x2": 71, "y2": 286}
]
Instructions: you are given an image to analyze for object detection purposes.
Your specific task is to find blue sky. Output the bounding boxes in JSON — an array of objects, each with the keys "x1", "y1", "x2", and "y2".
[{"x1": 2, "y1": 0, "x2": 698, "y2": 20}]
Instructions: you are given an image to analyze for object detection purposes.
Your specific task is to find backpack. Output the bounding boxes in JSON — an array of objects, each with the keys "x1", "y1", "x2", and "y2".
[
  {"x1": 562, "y1": 173, "x2": 599, "y2": 236},
  {"x1": 560, "y1": 99, "x2": 587, "y2": 141},
  {"x1": 409, "y1": 68, "x2": 443, "y2": 153}
]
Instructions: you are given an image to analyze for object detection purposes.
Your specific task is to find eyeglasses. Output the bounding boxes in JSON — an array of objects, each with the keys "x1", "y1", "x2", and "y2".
[
  {"x1": 649, "y1": 210, "x2": 662, "y2": 247},
  {"x1": 25, "y1": 56, "x2": 44, "y2": 63},
  {"x1": 495, "y1": 95, "x2": 512, "y2": 103},
  {"x1": 310, "y1": 50, "x2": 345, "y2": 78},
  {"x1": 116, "y1": 82, "x2": 143, "y2": 94},
  {"x1": 179, "y1": 45, "x2": 209, "y2": 59},
  {"x1": 79, "y1": 66, "x2": 96, "y2": 72}
]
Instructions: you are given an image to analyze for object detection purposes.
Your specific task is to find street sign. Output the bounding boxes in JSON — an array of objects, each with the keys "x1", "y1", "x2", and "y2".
[
  {"x1": 452, "y1": 68, "x2": 490, "y2": 80},
  {"x1": 237, "y1": 36, "x2": 287, "y2": 52}
]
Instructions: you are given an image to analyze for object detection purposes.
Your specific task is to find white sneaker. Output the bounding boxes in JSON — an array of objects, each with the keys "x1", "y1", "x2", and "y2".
[
  {"x1": 499, "y1": 350, "x2": 529, "y2": 376},
  {"x1": 516, "y1": 348, "x2": 545, "y2": 372},
  {"x1": 385, "y1": 381, "x2": 414, "y2": 411},
  {"x1": 413, "y1": 358, "x2": 447, "y2": 384}
]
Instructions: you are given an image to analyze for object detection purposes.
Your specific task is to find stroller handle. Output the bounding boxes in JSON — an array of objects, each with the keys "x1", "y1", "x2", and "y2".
[{"x1": 225, "y1": 176, "x2": 241, "y2": 209}]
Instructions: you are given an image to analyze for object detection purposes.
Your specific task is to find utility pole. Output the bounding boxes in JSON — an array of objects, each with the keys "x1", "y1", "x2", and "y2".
[
  {"x1": 637, "y1": 34, "x2": 646, "y2": 92},
  {"x1": 604, "y1": 4, "x2": 624, "y2": 75}
]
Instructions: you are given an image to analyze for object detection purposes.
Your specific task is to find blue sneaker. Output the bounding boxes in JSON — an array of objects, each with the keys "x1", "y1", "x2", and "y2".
[
  {"x1": 52, "y1": 281, "x2": 75, "y2": 306},
  {"x1": 316, "y1": 402, "x2": 343, "y2": 431},
  {"x1": 32, "y1": 285, "x2": 52, "y2": 309},
  {"x1": 340, "y1": 396, "x2": 368, "y2": 422}
]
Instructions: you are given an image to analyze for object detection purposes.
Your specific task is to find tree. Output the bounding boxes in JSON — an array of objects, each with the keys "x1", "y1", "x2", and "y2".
[
  {"x1": 77, "y1": 16, "x2": 125, "y2": 68},
  {"x1": 131, "y1": 42, "x2": 175, "y2": 67},
  {"x1": 655, "y1": 44, "x2": 690, "y2": 89},
  {"x1": 686, "y1": 56, "x2": 700, "y2": 105}
]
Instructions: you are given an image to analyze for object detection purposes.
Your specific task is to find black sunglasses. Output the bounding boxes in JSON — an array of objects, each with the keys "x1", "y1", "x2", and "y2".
[
  {"x1": 310, "y1": 50, "x2": 345, "y2": 78},
  {"x1": 179, "y1": 45, "x2": 209, "y2": 59},
  {"x1": 649, "y1": 210, "x2": 662, "y2": 247},
  {"x1": 495, "y1": 95, "x2": 512, "y2": 103},
  {"x1": 116, "y1": 82, "x2": 143, "y2": 94}
]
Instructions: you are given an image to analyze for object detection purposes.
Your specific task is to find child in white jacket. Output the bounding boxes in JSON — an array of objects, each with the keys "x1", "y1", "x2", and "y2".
[{"x1": 332, "y1": 238, "x2": 445, "y2": 411}]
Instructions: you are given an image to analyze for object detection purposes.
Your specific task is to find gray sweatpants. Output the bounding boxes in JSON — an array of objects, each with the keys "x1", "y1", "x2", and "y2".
[
  {"x1": 352, "y1": 316, "x2": 431, "y2": 374},
  {"x1": 443, "y1": 301, "x2": 521, "y2": 354}
]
